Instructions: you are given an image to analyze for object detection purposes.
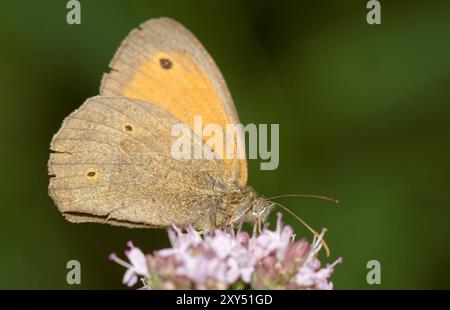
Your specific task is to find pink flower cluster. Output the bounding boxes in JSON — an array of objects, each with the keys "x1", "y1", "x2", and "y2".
[{"x1": 109, "y1": 213, "x2": 342, "y2": 289}]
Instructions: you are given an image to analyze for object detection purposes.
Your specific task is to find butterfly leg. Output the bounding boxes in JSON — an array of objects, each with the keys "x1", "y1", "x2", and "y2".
[
  {"x1": 209, "y1": 202, "x2": 218, "y2": 230},
  {"x1": 257, "y1": 219, "x2": 262, "y2": 234}
]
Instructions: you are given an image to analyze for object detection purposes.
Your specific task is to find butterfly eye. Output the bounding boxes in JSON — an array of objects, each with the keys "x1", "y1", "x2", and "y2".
[
  {"x1": 86, "y1": 171, "x2": 96, "y2": 177},
  {"x1": 159, "y1": 58, "x2": 173, "y2": 69}
]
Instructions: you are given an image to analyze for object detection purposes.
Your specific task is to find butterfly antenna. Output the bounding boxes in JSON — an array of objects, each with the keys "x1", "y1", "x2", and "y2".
[
  {"x1": 267, "y1": 194, "x2": 339, "y2": 204},
  {"x1": 271, "y1": 201, "x2": 330, "y2": 257}
]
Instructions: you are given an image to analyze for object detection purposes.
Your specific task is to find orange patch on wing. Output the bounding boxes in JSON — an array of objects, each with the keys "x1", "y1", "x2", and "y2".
[{"x1": 124, "y1": 52, "x2": 228, "y2": 130}]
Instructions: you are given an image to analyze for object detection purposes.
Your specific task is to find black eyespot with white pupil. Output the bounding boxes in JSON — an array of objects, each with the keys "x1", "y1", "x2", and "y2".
[{"x1": 159, "y1": 58, "x2": 173, "y2": 69}]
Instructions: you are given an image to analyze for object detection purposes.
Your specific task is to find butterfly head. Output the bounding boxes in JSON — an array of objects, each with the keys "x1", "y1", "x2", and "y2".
[
  {"x1": 246, "y1": 196, "x2": 275, "y2": 227},
  {"x1": 229, "y1": 187, "x2": 274, "y2": 228}
]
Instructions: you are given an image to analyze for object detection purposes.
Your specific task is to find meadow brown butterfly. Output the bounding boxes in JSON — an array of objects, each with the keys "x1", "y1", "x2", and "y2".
[{"x1": 48, "y1": 17, "x2": 279, "y2": 231}]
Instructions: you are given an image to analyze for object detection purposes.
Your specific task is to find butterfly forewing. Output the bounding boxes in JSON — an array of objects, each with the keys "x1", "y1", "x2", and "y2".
[{"x1": 100, "y1": 17, "x2": 248, "y2": 186}]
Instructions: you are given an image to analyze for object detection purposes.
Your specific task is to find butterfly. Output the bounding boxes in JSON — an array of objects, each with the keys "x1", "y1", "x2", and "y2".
[{"x1": 48, "y1": 17, "x2": 334, "y2": 246}]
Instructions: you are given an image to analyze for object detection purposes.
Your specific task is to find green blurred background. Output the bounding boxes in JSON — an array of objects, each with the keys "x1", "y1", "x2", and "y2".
[{"x1": 1, "y1": 0, "x2": 449, "y2": 289}]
